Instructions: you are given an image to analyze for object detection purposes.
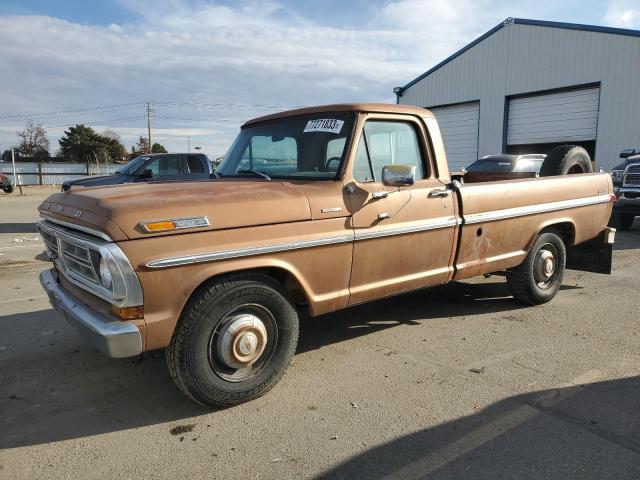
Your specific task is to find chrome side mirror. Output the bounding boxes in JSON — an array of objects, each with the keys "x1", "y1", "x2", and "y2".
[{"x1": 381, "y1": 165, "x2": 416, "y2": 187}]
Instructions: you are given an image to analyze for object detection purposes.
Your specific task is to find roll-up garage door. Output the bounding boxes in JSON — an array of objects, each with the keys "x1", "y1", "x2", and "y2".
[
  {"x1": 507, "y1": 87, "x2": 600, "y2": 145},
  {"x1": 429, "y1": 101, "x2": 479, "y2": 171}
]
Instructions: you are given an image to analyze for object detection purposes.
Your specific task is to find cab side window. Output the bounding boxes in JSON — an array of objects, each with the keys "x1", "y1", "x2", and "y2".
[
  {"x1": 145, "y1": 155, "x2": 180, "y2": 176},
  {"x1": 352, "y1": 121, "x2": 426, "y2": 183}
]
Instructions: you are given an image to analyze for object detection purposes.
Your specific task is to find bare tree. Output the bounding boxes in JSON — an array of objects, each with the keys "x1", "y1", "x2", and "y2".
[{"x1": 17, "y1": 120, "x2": 50, "y2": 158}]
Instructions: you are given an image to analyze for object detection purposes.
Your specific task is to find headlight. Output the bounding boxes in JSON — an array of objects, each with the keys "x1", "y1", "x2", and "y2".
[
  {"x1": 611, "y1": 170, "x2": 623, "y2": 182},
  {"x1": 99, "y1": 255, "x2": 113, "y2": 289}
]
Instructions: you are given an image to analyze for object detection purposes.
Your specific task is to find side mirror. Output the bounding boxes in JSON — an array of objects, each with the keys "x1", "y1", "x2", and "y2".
[
  {"x1": 139, "y1": 168, "x2": 153, "y2": 179},
  {"x1": 382, "y1": 164, "x2": 416, "y2": 187}
]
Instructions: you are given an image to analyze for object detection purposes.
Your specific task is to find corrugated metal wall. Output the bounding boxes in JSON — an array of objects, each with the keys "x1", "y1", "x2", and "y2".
[
  {"x1": 507, "y1": 87, "x2": 600, "y2": 145},
  {"x1": 0, "y1": 162, "x2": 120, "y2": 185},
  {"x1": 400, "y1": 23, "x2": 640, "y2": 170},
  {"x1": 430, "y1": 102, "x2": 480, "y2": 170}
]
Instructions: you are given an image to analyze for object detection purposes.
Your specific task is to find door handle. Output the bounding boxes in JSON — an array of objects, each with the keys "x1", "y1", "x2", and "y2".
[
  {"x1": 428, "y1": 189, "x2": 451, "y2": 198},
  {"x1": 371, "y1": 191, "x2": 390, "y2": 199}
]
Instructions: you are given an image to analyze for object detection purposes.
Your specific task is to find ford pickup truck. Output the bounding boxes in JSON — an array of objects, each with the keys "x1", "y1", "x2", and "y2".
[{"x1": 36, "y1": 104, "x2": 616, "y2": 407}]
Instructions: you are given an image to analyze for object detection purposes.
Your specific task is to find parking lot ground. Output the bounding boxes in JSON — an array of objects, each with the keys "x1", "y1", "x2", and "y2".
[{"x1": 1, "y1": 188, "x2": 639, "y2": 479}]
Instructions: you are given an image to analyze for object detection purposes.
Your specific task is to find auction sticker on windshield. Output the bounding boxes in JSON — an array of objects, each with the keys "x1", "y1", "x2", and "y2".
[{"x1": 303, "y1": 119, "x2": 344, "y2": 134}]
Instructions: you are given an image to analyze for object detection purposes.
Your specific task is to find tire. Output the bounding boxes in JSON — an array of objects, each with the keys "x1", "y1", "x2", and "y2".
[
  {"x1": 2, "y1": 185, "x2": 13, "y2": 194},
  {"x1": 506, "y1": 232, "x2": 566, "y2": 305},
  {"x1": 166, "y1": 272, "x2": 299, "y2": 407},
  {"x1": 539, "y1": 145, "x2": 593, "y2": 176},
  {"x1": 617, "y1": 214, "x2": 635, "y2": 231}
]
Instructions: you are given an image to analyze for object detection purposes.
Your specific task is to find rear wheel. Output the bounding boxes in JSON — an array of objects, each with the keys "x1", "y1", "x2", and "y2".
[
  {"x1": 166, "y1": 273, "x2": 299, "y2": 407},
  {"x1": 539, "y1": 145, "x2": 593, "y2": 176},
  {"x1": 2, "y1": 185, "x2": 13, "y2": 193},
  {"x1": 506, "y1": 232, "x2": 566, "y2": 305}
]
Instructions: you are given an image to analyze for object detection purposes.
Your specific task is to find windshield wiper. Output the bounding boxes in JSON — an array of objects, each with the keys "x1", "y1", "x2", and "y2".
[{"x1": 236, "y1": 169, "x2": 272, "y2": 181}]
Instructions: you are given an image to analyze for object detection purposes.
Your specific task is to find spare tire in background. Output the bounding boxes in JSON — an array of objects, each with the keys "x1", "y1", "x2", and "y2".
[{"x1": 539, "y1": 145, "x2": 593, "y2": 176}]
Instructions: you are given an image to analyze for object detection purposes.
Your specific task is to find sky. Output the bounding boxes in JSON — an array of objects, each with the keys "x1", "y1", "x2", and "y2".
[{"x1": 0, "y1": 0, "x2": 639, "y2": 158}]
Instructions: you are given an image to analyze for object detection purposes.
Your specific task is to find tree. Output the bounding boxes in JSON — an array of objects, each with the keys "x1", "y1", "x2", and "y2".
[
  {"x1": 16, "y1": 120, "x2": 49, "y2": 159},
  {"x1": 101, "y1": 129, "x2": 128, "y2": 162},
  {"x1": 1, "y1": 149, "x2": 13, "y2": 161},
  {"x1": 58, "y1": 125, "x2": 127, "y2": 164},
  {"x1": 133, "y1": 136, "x2": 150, "y2": 156},
  {"x1": 151, "y1": 142, "x2": 167, "y2": 153},
  {"x1": 58, "y1": 125, "x2": 101, "y2": 163}
]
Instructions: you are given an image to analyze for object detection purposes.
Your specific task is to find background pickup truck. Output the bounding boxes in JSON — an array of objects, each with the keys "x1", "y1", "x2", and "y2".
[
  {"x1": 610, "y1": 149, "x2": 640, "y2": 231},
  {"x1": 37, "y1": 103, "x2": 616, "y2": 407},
  {"x1": 60, "y1": 152, "x2": 212, "y2": 191}
]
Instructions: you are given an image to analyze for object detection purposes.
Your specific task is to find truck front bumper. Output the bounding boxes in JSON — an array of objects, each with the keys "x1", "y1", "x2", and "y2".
[
  {"x1": 40, "y1": 269, "x2": 142, "y2": 358},
  {"x1": 614, "y1": 188, "x2": 640, "y2": 216}
]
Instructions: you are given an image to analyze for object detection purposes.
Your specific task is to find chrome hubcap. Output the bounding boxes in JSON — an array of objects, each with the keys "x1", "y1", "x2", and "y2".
[
  {"x1": 534, "y1": 245, "x2": 557, "y2": 288},
  {"x1": 217, "y1": 312, "x2": 268, "y2": 369}
]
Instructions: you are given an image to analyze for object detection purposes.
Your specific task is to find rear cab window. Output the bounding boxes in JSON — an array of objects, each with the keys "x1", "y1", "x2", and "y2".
[{"x1": 186, "y1": 155, "x2": 205, "y2": 174}]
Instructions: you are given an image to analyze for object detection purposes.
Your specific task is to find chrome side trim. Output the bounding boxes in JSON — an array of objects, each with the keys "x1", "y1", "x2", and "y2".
[
  {"x1": 464, "y1": 194, "x2": 612, "y2": 225},
  {"x1": 146, "y1": 217, "x2": 462, "y2": 269},
  {"x1": 354, "y1": 217, "x2": 459, "y2": 241},
  {"x1": 40, "y1": 269, "x2": 142, "y2": 358},
  {"x1": 40, "y1": 214, "x2": 113, "y2": 242},
  {"x1": 146, "y1": 234, "x2": 355, "y2": 268}
]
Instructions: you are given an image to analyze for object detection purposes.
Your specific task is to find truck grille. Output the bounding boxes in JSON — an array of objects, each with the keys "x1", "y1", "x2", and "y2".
[
  {"x1": 41, "y1": 229, "x2": 59, "y2": 255},
  {"x1": 59, "y1": 239, "x2": 99, "y2": 283},
  {"x1": 624, "y1": 165, "x2": 640, "y2": 187},
  {"x1": 38, "y1": 222, "x2": 101, "y2": 288}
]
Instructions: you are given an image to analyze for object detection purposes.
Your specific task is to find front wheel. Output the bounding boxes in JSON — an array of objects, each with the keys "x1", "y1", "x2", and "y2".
[
  {"x1": 166, "y1": 273, "x2": 299, "y2": 407},
  {"x1": 506, "y1": 232, "x2": 566, "y2": 305}
]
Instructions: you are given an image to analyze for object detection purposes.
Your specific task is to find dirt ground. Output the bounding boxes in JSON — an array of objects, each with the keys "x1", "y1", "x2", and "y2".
[{"x1": 1, "y1": 187, "x2": 639, "y2": 479}]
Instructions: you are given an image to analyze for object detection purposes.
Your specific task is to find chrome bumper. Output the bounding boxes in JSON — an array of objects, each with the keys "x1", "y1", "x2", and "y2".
[{"x1": 40, "y1": 269, "x2": 142, "y2": 358}]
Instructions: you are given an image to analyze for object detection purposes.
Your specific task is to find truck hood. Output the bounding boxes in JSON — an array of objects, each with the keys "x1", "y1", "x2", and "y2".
[
  {"x1": 63, "y1": 174, "x2": 131, "y2": 188},
  {"x1": 39, "y1": 180, "x2": 311, "y2": 241}
]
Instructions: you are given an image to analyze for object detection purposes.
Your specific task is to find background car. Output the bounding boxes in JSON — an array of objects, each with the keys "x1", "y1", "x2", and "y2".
[
  {"x1": 462, "y1": 154, "x2": 546, "y2": 183},
  {"x1": 1, "y1": 171, "x2": 13, "y2": 193}
]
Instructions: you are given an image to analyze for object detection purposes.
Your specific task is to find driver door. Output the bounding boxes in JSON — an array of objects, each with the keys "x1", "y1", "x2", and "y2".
[{"x1": 347, "y1": 115, "x2": 458, "y2": 305}]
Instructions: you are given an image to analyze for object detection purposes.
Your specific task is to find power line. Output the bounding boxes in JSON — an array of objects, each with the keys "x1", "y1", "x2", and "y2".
[
  {"x1": 0, "y1": 116, "x2": 145, "y2": 134},
  {"x1": 0, "y1": 102, "x2": 146, "y2": 122},
  {"x1": 154, "y1": 101, "x2": 302, "y2": 111},
  {"x1": 153, "y1": 114, "x2": 242, "y2": 123}
]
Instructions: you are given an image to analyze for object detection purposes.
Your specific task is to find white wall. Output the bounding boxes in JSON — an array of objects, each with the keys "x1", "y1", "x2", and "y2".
[
  {"x1": 0, "y1": 162, "x2": 120, "y2": 185},
  {"x1": 400, "y1": 22, "x2": 640, "y2": 170}
]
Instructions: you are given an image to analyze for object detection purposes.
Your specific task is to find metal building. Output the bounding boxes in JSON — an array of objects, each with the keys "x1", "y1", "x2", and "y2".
[{"x1": 394, "y1": 18, "x2": 640, "y2": 171}]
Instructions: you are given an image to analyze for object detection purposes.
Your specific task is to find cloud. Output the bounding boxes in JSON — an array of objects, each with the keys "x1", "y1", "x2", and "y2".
[
  {"x1": 604, "y1": 0, "x2": 640, "y2": 27},
  {"x1": 0, "y1": 0, "x2": 594, "y2": 154}
]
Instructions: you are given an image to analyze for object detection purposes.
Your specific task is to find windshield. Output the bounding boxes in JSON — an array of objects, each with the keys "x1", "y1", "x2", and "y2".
[
  {"x1": 117, "y1": 155, "x2": 151, "y2": 174},
  {"x1": 217, "y1": 112, "x2": 355, "y2": 180}
]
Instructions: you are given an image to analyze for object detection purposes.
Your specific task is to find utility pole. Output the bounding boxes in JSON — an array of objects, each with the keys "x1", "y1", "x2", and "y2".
[
  {"x1": 146, "y1": 102, "x2": 155, "y2": 153},
  {"x1": 187, "y1": 136, "x2": 191, "y2": 153},
  {"x1": 11, "y1": 148, "x2": 22, "y2": 195}
]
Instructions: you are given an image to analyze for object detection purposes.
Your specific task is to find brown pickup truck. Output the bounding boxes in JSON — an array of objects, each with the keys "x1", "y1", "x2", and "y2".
[{"x1": 37, "y1": 104, "x2": 616, "y2": 407}]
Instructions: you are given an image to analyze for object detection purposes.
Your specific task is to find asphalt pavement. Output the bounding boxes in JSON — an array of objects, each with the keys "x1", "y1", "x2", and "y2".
[{"x1": 1, "y1": 187, "x2": 639, "y2": 479}]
